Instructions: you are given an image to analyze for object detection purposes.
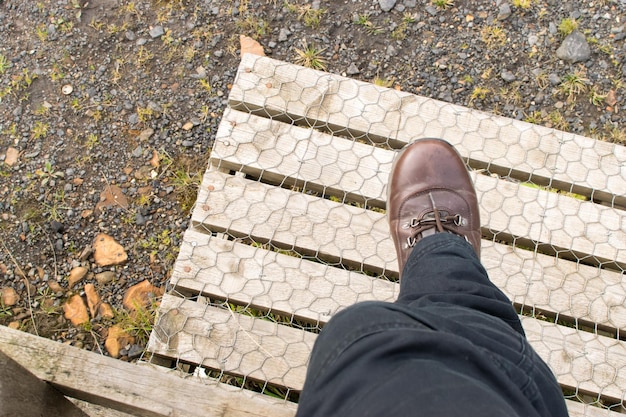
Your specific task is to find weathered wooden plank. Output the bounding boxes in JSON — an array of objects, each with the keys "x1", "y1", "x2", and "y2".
[
  {"x1": 150, "y1": 295, "x2": 317, "y2": 390},
  {"x1": 212, "y1": 109, "x2": 626, "y2": 268},
  {"x1": 0, "y1": 325, "x2": 297, "y2": 417},
  {"x1": 0, "y1": 349, "x2": 89, "y2": 417},
  {"x1": 150, "y1": 294, "x2": 626, "y2": 405},
  {"x1": 231, "y1": 54, "x2": 626, "y2": 207},
  {"x1": 191, "y1": 170, "x2": 626, "y2": 330},
  {"x1": 566, "y1": 401, "x2": 624, "y2": 417},
  {"x1": 171, "y1": 228, "x2": 398, "y2": 322},
  {"x1": 193, "y1": 169, "x2": 395, "y2": 273},
  {"x1": 522, "y1": 316, "x2": 626, "y2": 403}
]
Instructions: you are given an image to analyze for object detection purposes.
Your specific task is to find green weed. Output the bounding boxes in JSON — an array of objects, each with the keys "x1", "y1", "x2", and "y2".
[
  {"x1": 432, "y1": 0, "x2": 454, "y2": 10},
  {"x1": 294, "y1": 40, "x2": 327, "y2": 71},
  {"x1": 558, "y1": 18, "x2": 578, "y2": 36},
  {"x1": 354, "y1": 14, "x2": 382, "y2": 35},
  {"x1": 31, "y1": 121, "x2": 49, "y2": 139},
  {"x1": 512, "y1": 0, "x2": 533, "y2": 8},
  {"x1": 285, "y1": 3, "x2": 326, "y2": 28},
  {"x1": 0, "y1": 54, "x2": 8, "y2": 74},
  {"x1": 114, "y1": 299, "x2": 160, "y2": 346},
  {"x1": 481, "y1": 26, "x2": 507, "y2": 47},
  {"x1": 559, "y1": 70, "x2": 588, "y2": 101}
]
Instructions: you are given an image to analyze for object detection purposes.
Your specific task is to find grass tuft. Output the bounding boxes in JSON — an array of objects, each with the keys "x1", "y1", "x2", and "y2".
[
  {"x1": 558, "y1": 18, "x2": 578, "y2": 36},
  {"x1": 294, "y1": 40, "x2": 327, "y2": 71}
]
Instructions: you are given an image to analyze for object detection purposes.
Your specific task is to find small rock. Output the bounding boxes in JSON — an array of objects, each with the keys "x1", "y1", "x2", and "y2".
[
  {"x1": 123, "y1": 280, "x2": 163, "y2": 310},
  {"x1": 93, "y1": 233, "x2": 128, "y2": 267},
  {"x1": 95, "y1": 271, "x2": 117, "y2": 286},
  {"x1": 425, "y1": 5, "x2": 438, "y2": 15},
  {"x1": 51, "y1": 220, "x2": 64, "y2": 234},
  {"x1": 379, "y1": 0, "x2": 396, "y2": 12},
  {"x1": 528, "y1": 34, "x2": 539, "y2": 46},
  {"x1": 136, "y1": 212, "x2": 146, "y2": 225},
  {"x1": 125, "y1": 30, "x2": 136, "y2": 41},
  {"x1": 68, "y1": 266, "x2": 88, "y2": 288},
  {"x1": 182, "y1": 121, "x2": 194, "y2": 130},
  {"x1": 128, "y1": 344, "x2": 144, "y2": 359},
  {"x1": 182, "y1": 140, "x2": 194, "y2": 147},
  {"x1": 4, "y1": 147, "x2": 19, "y2": 166},
  {"x1": 63, "y1": 294, "x2": 89, "y2": 326},
  {"x1": 556, "y1": 31, "x2": 591, "y2": 63},
  {"x1": 346, "y1": 63, "x2": 360, "y2": 75},
  {"x1": 0, "y1": 287, "x2": 19, "y2": 306},
  {"x1": 132, "y1": 145, "x2": 143, "y2": 158},
  {"x1": 278, "y1": 28, "x2": 290, "y2": 42},
  {"x1": 501, "y1": 69, "x2": 516, "y2": 82},
  {"x1": 149, "y1": 25, "x2": 164, "y2": 38},
  {"x1": 8, "y1": 321, "x2": 20, "y2": 330},
  {"x1": 548, "y1": 73, "x2": 561, "y2": 86},
  {"x1": 497, "y1": 3, "x2": 511, "y2": 20}
]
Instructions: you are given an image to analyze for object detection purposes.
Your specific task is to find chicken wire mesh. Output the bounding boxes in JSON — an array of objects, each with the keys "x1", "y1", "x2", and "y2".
[{"x1": 146, "y1": 54, "x2": 626, "y2": 414}]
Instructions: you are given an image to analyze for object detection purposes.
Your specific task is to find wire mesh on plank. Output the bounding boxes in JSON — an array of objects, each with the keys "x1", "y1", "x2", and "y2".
[{"x1": 147, "y1": 55, "x2": 626, "y2": 415}]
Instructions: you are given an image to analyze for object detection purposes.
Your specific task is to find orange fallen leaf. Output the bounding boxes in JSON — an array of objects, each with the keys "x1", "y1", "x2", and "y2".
[
  {"x1": 5, "y1": 147, "x2": 19, "y2": 166},
  {"x1": 105, "y1": 325, "x2": 135, "y2": 358},
  {"x1": 84, "y1": 283, "x2": 101, "y2": 318},
  {"x1": 68, "y1": 266, "x2": 88, "y2": 288},
  {"x1": 606, "y1": 89, "x2": 618, "y2": 107},
  {"x1": 99, "y1": 302, "x2": 114, "y2": 319},
  {"x1": 240, "y1": 35, "x2": 265, "y2": 57},
  {"x1": 93, "y1": 233, "x2": 128, "y2": 267},
  {"x1": 150, "y1": 149, "x2": 160, "y2": 167},
  {"x1": 0, "y1": 287, "x2": 19, "y2": 306},
  {"x1": 63, "y1": 295, "x2": 89, "y2": 326},
  {"x1": 123, "y1": 280, "x2": 164, "y2": 310}
]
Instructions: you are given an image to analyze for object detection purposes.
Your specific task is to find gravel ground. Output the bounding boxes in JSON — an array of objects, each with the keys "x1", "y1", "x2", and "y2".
[{"x1": 0, "y1": 0, "x2": 624, "y2": 356}]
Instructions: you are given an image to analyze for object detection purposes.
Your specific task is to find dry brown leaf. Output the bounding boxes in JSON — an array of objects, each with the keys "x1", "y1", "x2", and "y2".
[
  {"x1": 606, "y1": 89, "x2": 618, "y2": 107},
  {"x1": 93, "y1": 233, "x2": 128, "y2": 267},
  {"x1": 68, "y1": 266, "x2": 88, "y2": 288},
  {"x1": 240, "y1": 35, "x2": 265, "y2": 57},
  {"x1": 84, "y1": 283, "x2": 101, "y2": 318},
  {"x1": 63, "y1": 295, "x2": 89, "y2": 326},
  {"x1": 95, "y1": 184, "x2": 129, "y2": 213},
  {"x1": 123, "y1": 280, "x2": 164, "y2": 310},
  {"x1": 0, "y1": 287, "x2": 19, "y2": 306},
  {"x1": 105, "y1": 325, "x2": 135, "y2": 358},
  {"x1": 4, "y1": 147, "x2": 19, "y2": 166},
  {"x1": 150, "y1": 149, "x2": 160, "y2": 167},
  {"x1": 99, "y1": 302, "x2": 114, "y2": 319}
]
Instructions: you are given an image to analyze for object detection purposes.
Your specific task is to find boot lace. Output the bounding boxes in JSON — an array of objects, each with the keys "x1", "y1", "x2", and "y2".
[{"x1": 403, "y1": 192, "x2": 466, "y2": 248}]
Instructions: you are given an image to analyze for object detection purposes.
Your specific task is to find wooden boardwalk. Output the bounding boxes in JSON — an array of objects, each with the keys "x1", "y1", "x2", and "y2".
[{"x1": 147, "y1": 54, "x2": 626, "y2": 416}]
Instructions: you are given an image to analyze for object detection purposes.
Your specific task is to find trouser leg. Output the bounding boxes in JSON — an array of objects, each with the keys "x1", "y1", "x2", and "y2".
[{"x1": 297, "y1": 234, "x2": 568, "y2": 417}]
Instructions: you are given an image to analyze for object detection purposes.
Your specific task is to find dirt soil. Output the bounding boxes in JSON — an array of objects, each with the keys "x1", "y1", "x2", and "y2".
[{"x1": 0, "y1": 0, "x2": 624, "y2": 356}]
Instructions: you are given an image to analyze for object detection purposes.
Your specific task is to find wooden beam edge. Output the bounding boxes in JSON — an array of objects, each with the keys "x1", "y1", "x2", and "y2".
[{"x1": 0, "y1": 325, "x2": 296, "y2": 417}]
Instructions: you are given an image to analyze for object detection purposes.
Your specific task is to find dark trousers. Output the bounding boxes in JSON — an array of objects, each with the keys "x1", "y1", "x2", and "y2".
[{"x1": 296, "y1": 233, "x2": 569, "y2": 417}]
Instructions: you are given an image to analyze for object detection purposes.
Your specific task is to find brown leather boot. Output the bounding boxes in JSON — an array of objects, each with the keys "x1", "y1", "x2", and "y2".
[{"x1": 387, "y1": 138, "x2": 481, "y2": 277}]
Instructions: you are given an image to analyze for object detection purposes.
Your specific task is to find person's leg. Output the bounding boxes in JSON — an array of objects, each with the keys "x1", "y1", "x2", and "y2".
[
  {"x1": 297, "y1": 234, "x2": 568, "y2": 417},
  {"x1": 297, "y1": 139, "x2": 568, "y2": 417}
]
